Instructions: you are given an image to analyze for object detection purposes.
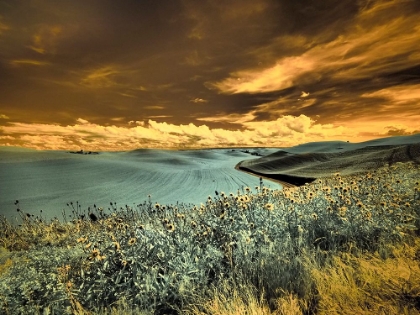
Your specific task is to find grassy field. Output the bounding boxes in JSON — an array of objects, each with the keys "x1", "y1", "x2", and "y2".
[{"x1": 0, "y1": 161, "x2": 419, "y2": 314}]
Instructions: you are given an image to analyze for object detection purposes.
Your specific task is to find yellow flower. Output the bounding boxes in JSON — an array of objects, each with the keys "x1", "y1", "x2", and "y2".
[
  {"x1": 339, "y1": 206, "x2": 347, "y2": 217},
  {"x1": 166, "y1": 223, "x2": 175, "y2": 232},
  {"x1": 312, "y1": 213, "x2": 318, "y2": 220},
  {"x1": 364, "y1": 211, "x2": 372, "y2": 220},
  {"x1": 128, "y1": 238, "x2": 136, "y2": 246},
  {"x1": 113, "y1": 242, "x2": 121, "y2": 251},
  {"x1": 90, "y1": 248, "x2": 100, "y2": 260},
  {"x1": 265, "y1": 203, "x2": 274, "y2": 211},
  {"x1": 77, "y1": 237, "x2": 87, "y2": 243}
]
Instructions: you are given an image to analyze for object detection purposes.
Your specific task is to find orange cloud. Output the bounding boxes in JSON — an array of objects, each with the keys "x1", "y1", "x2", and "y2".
[
  {"x1": 29, "y1": 25, "x2": 62, "y2": 54},
  {"x1": 80, "y1": 66, "x2": 121, "y2": 88},
  {"x1": 0, "y1": 17, "x2": 10, "y2": 35},
  {"x1": 212, "y1": 56, "x2": 315, "y2": 94},
  {"x1": 360, "y1": 84, "x2": 420, "y2": 122},
  {"x1": 10, "y1": 59, "x2": 50, "y2": 66},
  {"x1": 2, "y1": 115, "x2": 418, "y2": 151},
  {"x1": 0, "y1": 116, "x2": 354, "y2": 151},
  {"x1": 212, "y1": 0, "x2": 420, "y2": 94}
]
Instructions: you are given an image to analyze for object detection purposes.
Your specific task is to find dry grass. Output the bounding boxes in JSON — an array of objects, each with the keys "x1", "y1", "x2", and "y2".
[{"x1": 311, "y1": 239, "x2": 420, "y2": 314}]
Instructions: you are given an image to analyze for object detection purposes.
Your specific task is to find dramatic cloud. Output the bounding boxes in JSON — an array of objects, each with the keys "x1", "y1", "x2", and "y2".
[
  {"x1": 0, "y1": 116, "x2": 351, "y2": 150},
  {"x1": 0, "y1": 0, "x2": 419, "y2": 149}
]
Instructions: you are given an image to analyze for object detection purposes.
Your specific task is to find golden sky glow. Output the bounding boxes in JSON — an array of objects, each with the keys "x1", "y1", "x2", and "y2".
[{"x1": 0, "y1": 0, "x2": 419, "y2": 150}]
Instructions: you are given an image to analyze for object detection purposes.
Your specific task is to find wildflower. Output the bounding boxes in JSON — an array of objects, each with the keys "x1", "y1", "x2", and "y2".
[
  {"x1": 66, "y1": 281, "x2": 73, "y2": 290},
  {"x1": 356, "y1": 201, "x2": 364, "y2": 208},
  {"x1": 223, "y1": 202, "x2": 230, "y2": 208},
  {"x1": 77, "y1": 237, "x2": 87, "y2": 243},
  {"x1": 297, "y1": 225, "x2": 304, "y2": 234},
  {"x1": 128, "y1": 238, "x2": 136, "y2": 246},
  {"x1": 265, "y1": 203, "x2": 274, "y2": 211},
  {"x1": 121, "y1": 260, "x2": 128, "y2": 267},
  {"x1": 90, "y1": 248, "x2": 100, "y2": 260},
  {"x1": 245, "y1": 186, "x2": 251, "y2": 192},
  {"x1": 113, "y1": 242, "x2": 121, "y2": 251},
  {"x1": 405, "y1": 202, "x2": 410, "y2": 208},
  {"x1": 339, "y1": 206, "x2": 347, "y2": 217},
  {"x1": 312, "y1": 213, "x2": 318, "y2": 220},
  {"x1": 191, "y1": 221, "x2": 197, "y2": 228},
  {"x1": 249, "y1": 222, "x2": 255, "y2": 229},
  {"x1": 154, "y1": 203, "x2": 160, "y2": 210},
  {"x1": 166, "y1": 223, "x2": 175, "y2": 232}
]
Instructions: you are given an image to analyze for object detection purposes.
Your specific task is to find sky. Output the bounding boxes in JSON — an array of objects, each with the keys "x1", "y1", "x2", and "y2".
[{"x1": 0, "y1": 0, "x2": 419, "y2": 151}]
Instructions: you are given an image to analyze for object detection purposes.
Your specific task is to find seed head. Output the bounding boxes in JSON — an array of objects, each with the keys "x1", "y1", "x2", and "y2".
[{"x1": 166, "y1": 223, "x2": 175, "y2": 232}]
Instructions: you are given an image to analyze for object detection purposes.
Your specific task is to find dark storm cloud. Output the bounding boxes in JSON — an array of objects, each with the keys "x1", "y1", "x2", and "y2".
[{"x1": 0, "y1": 0, "x2": 419, "y2": 149}]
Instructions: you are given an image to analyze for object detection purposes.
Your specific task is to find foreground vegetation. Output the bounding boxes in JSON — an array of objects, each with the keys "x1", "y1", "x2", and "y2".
[{"x1": 0, "y1": 162, "x2": 419, "y2": 314}]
